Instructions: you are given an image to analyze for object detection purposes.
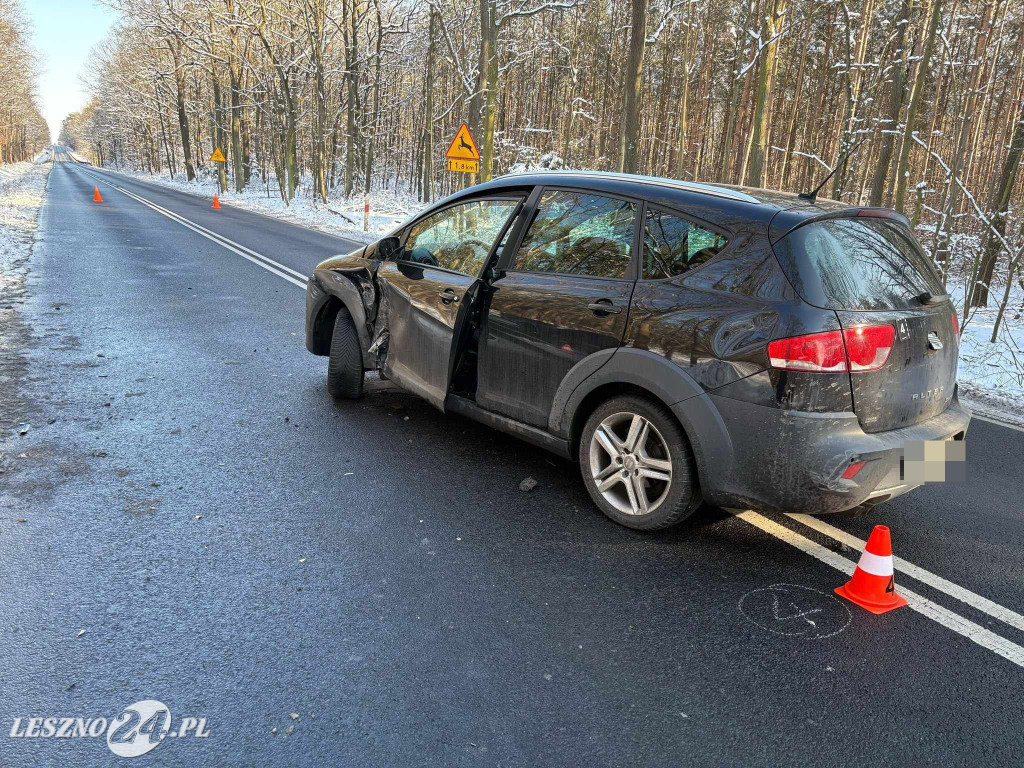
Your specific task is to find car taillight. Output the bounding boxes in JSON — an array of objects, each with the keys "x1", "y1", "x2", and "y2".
[
  {"x1": 843, "y1": 324, "x2": 895, "y2": 371},
  {"x1": 768, "y1": 325, "x2": 894, "y2": 373},
  {"x1": 951, "y1": 311, "x2": 959, "y2": 337},
  {"x1": 767, "y1": 330, "x2": 847, "y2": 372}
]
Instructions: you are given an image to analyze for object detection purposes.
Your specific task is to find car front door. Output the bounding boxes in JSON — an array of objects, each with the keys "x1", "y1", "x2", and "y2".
[
  {"x1": 378, "y1": 196, "x2": 522, "y2": 410},
  {"x1": 476, "y1": 188, "x2": 639, "y2": 428}
]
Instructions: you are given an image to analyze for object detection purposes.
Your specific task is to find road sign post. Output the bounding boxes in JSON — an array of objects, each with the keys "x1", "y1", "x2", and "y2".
[
  {"x1": 210, "y1": 148, "x2": 227, "y2": 194},
  {"x1": 445, "y1": 124, "x2": 481, "y2": 175}
]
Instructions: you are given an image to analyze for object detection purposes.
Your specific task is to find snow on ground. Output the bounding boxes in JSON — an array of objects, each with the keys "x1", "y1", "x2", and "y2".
[
  {"x1": 952, "y1": 281, "x2": 1024, "y2": 426},
  {"x1": 0, "y1": 162, "x2": 49, "y2": 273},
  {"x1": 0, "y1": 162, "x2": 51, "y2": 438},
  {"x1": 97, "y1": 163, "x2": 425, "y2": 245}
]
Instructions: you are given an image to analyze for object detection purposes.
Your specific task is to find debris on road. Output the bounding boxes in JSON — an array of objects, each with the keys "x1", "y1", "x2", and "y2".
[
  {"x1": 76, "y1": 629, "x2": 85, "y2": 638},
  {"x1": 289, "y1": 713, "x2": 299, "y2": 721},
  {"x1": 520, "y1": 477, "x2": 538, "y2": 492},
  {"x1": 17, "y1": 424, "x2": 29, "y2": 435},
  {"x1": 15, "y1": 518, "x2": 26, "y2": 523}
]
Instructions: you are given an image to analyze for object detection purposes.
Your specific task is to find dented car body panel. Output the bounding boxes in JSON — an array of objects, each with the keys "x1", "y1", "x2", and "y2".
[{"x1": 305, "y1": 171, "x2": 970, "y2": 516}]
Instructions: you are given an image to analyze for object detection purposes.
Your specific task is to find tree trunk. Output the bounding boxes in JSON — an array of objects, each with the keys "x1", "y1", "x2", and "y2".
[
  {"x1": 745, "y1": 0, "x2": 788, "y2": 187},
  {"x1": 893, "y1": 0, "x2": 944, "y2": 212},
  {"x1": 618, "y1": 0, "x2": 647, "y2": 174},
  {"x1": 971, "y1": 111, "x2": 1024, "y2": 307},
  {"x1": 869, "y1": 0, "x2": 912, "y2": 206}
]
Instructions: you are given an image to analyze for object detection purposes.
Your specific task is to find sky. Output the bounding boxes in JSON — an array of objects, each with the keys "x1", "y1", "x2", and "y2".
[{"x1": 25, "y1": 0, "x2": 119, "y2": 143}]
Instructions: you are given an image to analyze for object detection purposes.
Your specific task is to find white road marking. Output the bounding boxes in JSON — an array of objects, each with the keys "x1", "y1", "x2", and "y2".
[
  {"x1": 72, "y1": 166, "x2": 309, "y2": 289},
  {"x1": 787, "y1": 512, "x2": 1024, "y2": 634},
  {"x1": 733, "y1": 510, "x2": 1024, "y2": 668}
]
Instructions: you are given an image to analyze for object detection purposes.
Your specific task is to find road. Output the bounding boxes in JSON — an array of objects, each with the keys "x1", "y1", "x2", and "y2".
[{"x1": 1, "y1": 152, "x2": 1023, "y2": 766}]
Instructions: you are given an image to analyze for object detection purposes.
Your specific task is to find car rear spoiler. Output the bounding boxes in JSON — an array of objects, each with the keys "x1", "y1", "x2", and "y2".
[{"x1": 767, "y1": 206, "x2": 912, "y2": 246}]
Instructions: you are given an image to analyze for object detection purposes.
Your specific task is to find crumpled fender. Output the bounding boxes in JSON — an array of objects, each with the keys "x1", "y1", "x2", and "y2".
[{"x1": 311, "y1": 263, "x2": 377, "y2": 366}]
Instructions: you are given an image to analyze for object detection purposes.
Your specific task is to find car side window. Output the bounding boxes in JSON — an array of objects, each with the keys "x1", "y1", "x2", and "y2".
[
  {"x1": 642, "y1": 207, "x2": 728, "y2": 280},
  {"x1": 512, "y1": 190, "x2": 636, "y2": 279},
  {"x1": 403, "y1": 198, "x2": 520, "y2": 276}
]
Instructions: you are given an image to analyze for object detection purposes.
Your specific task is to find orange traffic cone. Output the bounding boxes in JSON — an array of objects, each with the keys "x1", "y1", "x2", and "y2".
[
  {"x1": 93, "y1": 186, "x2": 103, "y2": 203},
  {"x1": 835, "y1": 525, "x2": 908, "y2": 614},
  {"x1": 212, "y1": 194, "x2": 221, "y2": 210}
]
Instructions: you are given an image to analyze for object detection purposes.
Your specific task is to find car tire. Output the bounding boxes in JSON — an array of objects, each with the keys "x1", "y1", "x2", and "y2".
[
  {"x1": 326, "y1": 308, "x2": 364, "y2": 399},
  {"x1": 579, "y1": 395, "x2": 701, "y2": 531}
]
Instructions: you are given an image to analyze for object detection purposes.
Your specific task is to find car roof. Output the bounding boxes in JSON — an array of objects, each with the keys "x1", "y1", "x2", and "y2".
[{"x1": 434, "y1": 170, "x2": 873, "y2": 238}]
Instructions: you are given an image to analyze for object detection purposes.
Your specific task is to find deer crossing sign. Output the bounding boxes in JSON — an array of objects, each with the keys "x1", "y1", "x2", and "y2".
[{"x1": 445, "y1": 124, "x2": 480, "y2": 173}]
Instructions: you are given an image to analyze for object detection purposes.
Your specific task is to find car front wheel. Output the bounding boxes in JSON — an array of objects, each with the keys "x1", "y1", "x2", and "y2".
[
  {"x1": 326, "y1": 308, "x2": 364, "y2": 399},
  {"x1": 579, "y1": 395, "x2": 701, "y2": 530}
]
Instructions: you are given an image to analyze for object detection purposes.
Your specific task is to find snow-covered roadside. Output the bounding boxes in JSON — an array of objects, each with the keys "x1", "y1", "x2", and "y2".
[
  {"x1": 94, "y1": 164, "x2": 425, "y2": 245},
  {"x1": 0, "y1": 162, "x2": 49, "y2": 276},
  {"x1": 0, "y1": 162, "x2": 50, "y2": 439}
]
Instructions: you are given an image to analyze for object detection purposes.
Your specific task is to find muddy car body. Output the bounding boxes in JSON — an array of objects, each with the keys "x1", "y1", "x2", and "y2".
[{"x1": 306, "y1": 171, "x2": 970, "y2": 529}]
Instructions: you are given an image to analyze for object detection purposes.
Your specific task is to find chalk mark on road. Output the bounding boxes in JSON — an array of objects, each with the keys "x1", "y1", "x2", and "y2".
[{"x1": 734, "y1": 510, "x2": 1024, "y2": 668}]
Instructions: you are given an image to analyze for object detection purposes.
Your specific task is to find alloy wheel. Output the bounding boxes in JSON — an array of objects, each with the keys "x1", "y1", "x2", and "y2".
[{"x1": 588, "y1": 411, "x2": 673, "y2": 516}]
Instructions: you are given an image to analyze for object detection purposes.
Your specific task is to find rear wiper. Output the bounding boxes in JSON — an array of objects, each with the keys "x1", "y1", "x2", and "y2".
[{"x1": 917, "y1": 291, "x2": 950, "y2": 305}]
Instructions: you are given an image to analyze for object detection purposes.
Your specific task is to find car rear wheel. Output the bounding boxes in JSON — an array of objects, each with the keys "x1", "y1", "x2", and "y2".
[
  {"x1": 579, "y1": 395, "x2": 701, "y2": 530},
  {"x1": 327, "y1": 308, "x2": 364, "y2": 399}
]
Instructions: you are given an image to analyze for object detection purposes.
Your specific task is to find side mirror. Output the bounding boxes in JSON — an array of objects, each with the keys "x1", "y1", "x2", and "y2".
[{"x1": 377, "y1": 236, "x2": 402, "y2": 262}]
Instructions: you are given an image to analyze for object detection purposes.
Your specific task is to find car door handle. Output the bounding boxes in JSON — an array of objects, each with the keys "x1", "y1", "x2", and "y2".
[
  {"x1": 439, "y1": 288, "x2": 460, "y2": 305},
  {"x1": 587, "y1": 300, "x2": 621, "y2": 315}
]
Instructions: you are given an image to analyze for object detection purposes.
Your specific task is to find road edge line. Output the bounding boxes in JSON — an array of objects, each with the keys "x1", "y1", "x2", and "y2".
[
  {"x1": 786, "y1": 512, "x2": 1024, "y2": 634},
  {"x1": 75, "y1": 166, "x2": 306, "y2": 289},
  {"x1": 733, "y1": 510, "x2": 1024, "y2": 668}
]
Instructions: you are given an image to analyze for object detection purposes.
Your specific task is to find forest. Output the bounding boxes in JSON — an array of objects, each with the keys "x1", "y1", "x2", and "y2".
[
  {"x1": 0, "y1": 0, "x2": 50, "y2": 164},
  {"x1": 39, "y1": 0, "x2": 1024, "y2": 327}
]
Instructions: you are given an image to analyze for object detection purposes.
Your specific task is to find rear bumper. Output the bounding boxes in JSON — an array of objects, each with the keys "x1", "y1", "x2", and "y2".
[{"x1": 690, "y1": 389, "x2": 971, "y2": 515}]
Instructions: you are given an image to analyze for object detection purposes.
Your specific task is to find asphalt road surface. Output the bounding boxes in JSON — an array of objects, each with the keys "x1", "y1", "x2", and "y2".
[{"x1": 2, "y1": 153, "x2": 1023, "y2": 767}]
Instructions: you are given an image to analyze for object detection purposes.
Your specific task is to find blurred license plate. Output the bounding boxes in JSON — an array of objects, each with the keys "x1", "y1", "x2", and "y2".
[{"x1": 901, "y1": 438, "x2": 966, "y2": 483}]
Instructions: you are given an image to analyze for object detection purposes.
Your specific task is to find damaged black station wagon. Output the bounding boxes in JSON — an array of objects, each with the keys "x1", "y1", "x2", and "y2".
[{"x1": 305, "y1": 172, "x2": 970, "y2": 530}]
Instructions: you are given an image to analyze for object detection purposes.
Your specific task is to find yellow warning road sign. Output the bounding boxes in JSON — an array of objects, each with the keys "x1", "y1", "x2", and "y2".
[
  {"x1": 448, "y1": 158, "x2": 479, "y2": 173},
  {"x1": 445, "y1": 124, "x2": 480, "y2": 161},
  {"x1": 210, "y1": 147, "x2": 226, "y2": 162}
]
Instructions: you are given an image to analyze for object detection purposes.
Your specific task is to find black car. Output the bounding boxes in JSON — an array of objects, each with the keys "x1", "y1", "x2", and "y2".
[{"x1": 305, "y1": 171, "x2": 969, "y2": 530}]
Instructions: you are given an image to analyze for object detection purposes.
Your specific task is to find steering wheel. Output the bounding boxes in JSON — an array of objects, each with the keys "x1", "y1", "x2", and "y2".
[{"x1": 409, "y1": 245, "x2": 439, "y2": 267}]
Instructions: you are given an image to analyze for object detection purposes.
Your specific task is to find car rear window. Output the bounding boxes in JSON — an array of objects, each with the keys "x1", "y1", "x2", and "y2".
[{"x1": 773, "y1": 217, "x2": 945, "y2": 310}]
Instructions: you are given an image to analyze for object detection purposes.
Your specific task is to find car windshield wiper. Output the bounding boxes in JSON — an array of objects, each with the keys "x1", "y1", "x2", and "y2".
[{"x1": 917, "y1": 291, "x2": 951, "y2": 305}]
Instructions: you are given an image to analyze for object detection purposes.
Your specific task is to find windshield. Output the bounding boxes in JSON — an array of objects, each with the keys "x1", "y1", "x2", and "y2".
[{"x1": 774, "y1": 217, "x2": 946, "y2": 311}]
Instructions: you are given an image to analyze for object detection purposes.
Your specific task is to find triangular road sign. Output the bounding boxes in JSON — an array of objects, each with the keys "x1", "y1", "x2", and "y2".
[
  {"x1": 445, "y1": 124, "x2": 480, "y2": 161},
  {"x1": 210, "y1": 147, "x2": 226, "y2": 162}
]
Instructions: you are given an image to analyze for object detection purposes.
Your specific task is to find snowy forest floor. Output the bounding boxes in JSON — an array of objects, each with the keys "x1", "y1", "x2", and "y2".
[{"x1": 36, "y1": 159, "x2": 1024, "y2": 425}]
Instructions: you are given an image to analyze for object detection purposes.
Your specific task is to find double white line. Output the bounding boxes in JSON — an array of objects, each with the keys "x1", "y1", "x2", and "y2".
[
  {"x1": 76, "y1": 163, "x2": 1024, "y2": 669},
  {"x1": 737, "y1": 509, "x2": 1024, "y2": 668},
  {"x1": 74, "y1": 166, "x2": 309, "y2": 290}
]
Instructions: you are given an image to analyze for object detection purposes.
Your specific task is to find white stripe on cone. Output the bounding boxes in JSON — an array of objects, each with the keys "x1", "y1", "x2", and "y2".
[{"x1": 857, "y1": 550, "x2": 894, "y2": 577}]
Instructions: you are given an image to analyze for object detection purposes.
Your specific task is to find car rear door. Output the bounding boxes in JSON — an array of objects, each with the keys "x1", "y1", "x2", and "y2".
[
  {"x1": 379, "y1": 197, "x2": 522, "y2": 410},
  {"x1": 773, "y1": 213, "x2": 959, "y2": 433},
  {"x1": 476, "y1": 188, "x2": 639, "y2": 428}
]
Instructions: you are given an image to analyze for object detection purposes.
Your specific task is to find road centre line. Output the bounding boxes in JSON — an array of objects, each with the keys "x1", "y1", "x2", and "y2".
[
  {"x1": 787, "y1": 512, "x2": 1024, "y2": 634},
  {"x1": 733, "y1": 510, "x2": 1024, "y2": 669},
  {"x1": 74, "y1": 166, "x2": 309, "y2": 289}
]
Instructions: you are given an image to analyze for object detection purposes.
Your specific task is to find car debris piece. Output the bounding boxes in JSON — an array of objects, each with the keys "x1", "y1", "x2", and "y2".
[{"x1": 520, "y1": 477, "x2": 538, "y2": 492}]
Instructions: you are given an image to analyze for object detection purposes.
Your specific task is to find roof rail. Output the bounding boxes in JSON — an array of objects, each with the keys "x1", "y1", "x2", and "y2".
[{"x1": 496, "y1": 170, "x2": 760, "y2": 203}]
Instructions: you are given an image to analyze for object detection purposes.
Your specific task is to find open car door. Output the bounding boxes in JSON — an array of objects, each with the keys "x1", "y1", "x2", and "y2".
[{"x1": 377, "y1": 196, "x2": 523, "y2": 410}]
